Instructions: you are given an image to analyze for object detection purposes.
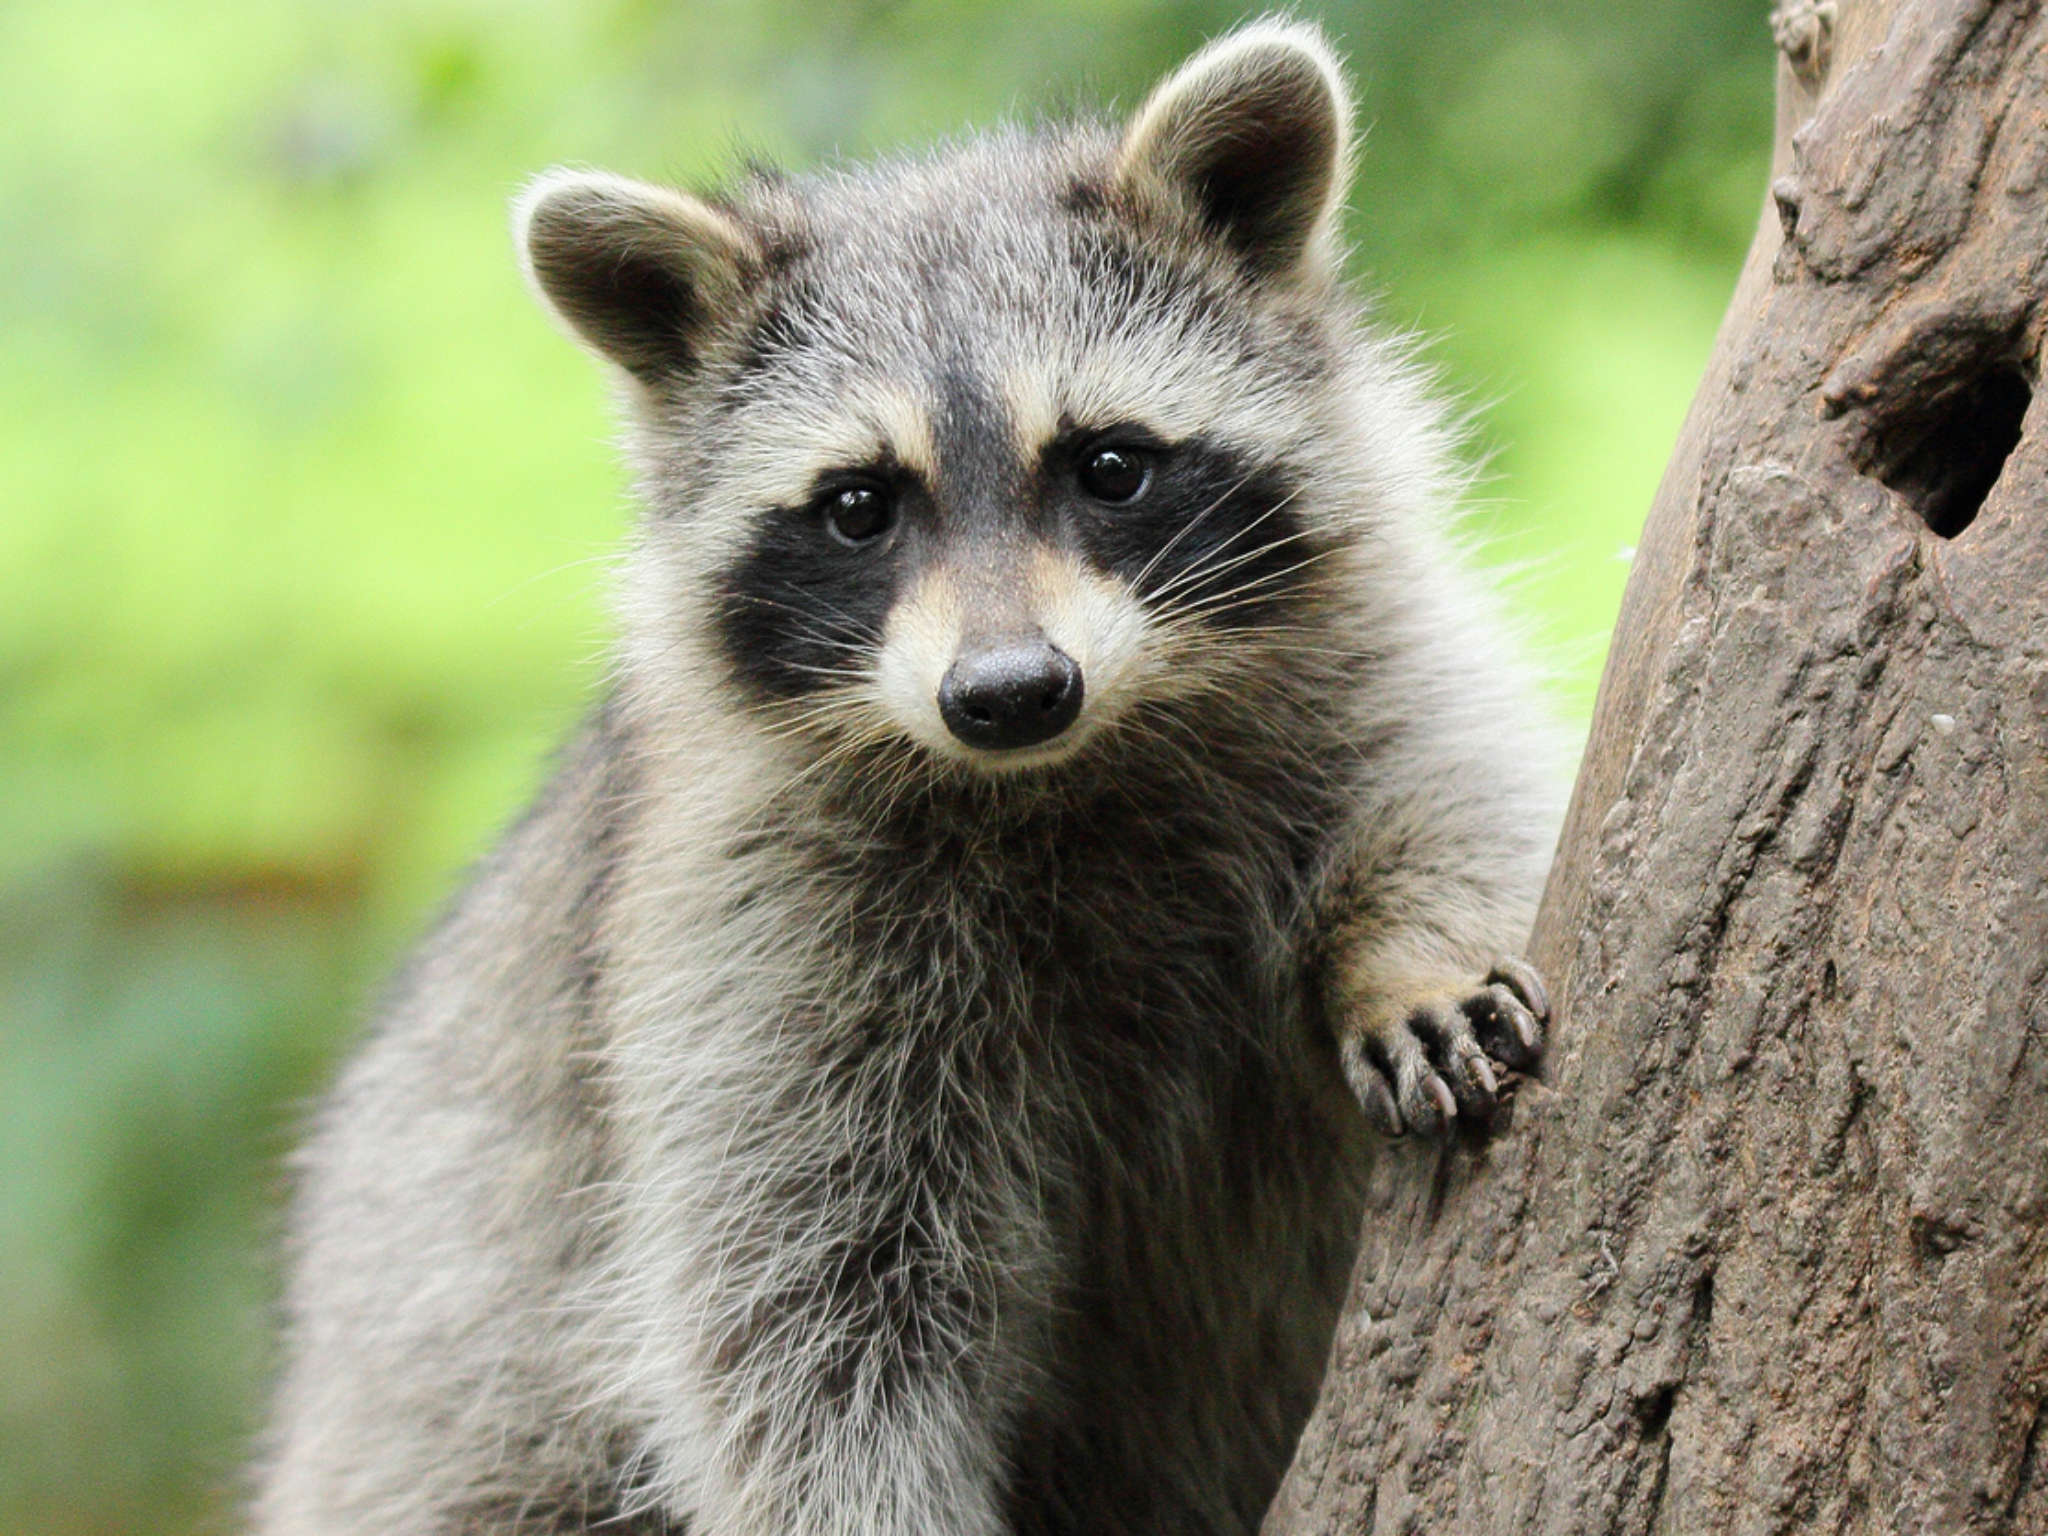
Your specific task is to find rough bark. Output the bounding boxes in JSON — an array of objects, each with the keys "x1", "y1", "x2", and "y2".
[{"x1": 1264, "y1": 2, "x2": 2048, "y2": 1532}]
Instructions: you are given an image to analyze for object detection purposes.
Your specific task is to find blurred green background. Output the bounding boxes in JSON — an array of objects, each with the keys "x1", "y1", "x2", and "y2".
[{"x1": 0, "y1": 0, "x2": 1771, "y2": 1530}]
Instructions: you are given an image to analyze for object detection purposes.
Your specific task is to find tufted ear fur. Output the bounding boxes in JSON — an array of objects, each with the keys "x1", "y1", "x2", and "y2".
[
  {"x1": 1114, "y1": 20, "x2": 1353, "y2": 282},
  {"x1": 514, "y1": 169, "x2": 760, "y2": 385}
]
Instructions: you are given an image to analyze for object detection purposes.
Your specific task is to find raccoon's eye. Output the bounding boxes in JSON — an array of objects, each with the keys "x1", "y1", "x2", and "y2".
[
  {"x1": 819, "y1": 484, "x2": 895, "y2": 546},
  {"x1": 1078, "y1": 446, "x2": 1152, "y2": 505}
]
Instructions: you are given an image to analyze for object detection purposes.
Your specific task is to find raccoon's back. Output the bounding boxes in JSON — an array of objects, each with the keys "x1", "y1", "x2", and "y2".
[{"x1": 257, "y1": 716, "x2": 639, "y2": 1531}]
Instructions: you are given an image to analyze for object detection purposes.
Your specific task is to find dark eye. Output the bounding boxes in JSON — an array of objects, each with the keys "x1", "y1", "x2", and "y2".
[
  {"x1": 1078, "y1": 446, "x2": 1152, "y2": 504},
  {"x1": 820, "y1": 484, "x2": 895, "y2": 546}
]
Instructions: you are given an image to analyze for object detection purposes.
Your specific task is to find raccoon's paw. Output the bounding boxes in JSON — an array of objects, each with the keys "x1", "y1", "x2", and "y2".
[{"x1": 1338, "y1": 958, "x2": 1549, "y2": 1138}]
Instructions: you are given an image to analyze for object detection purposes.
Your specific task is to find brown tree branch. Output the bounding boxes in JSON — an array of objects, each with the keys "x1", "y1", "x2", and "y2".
[{"x1": 1266, "y1": 2, "x2": 2048, "y2": 1530}]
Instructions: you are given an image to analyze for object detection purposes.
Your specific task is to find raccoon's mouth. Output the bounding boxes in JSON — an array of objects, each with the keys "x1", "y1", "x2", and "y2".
[{"x1": 947, "y1": 731, "x2": 1095, "y2": 774}]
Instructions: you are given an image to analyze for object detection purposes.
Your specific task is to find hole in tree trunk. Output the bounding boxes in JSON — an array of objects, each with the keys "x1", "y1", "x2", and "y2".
[{"x1": 1855, "y1": 363, "x2": 2031, "y2": 538}]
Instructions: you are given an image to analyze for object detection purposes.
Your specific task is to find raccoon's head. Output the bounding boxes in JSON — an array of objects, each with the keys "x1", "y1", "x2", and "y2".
[{"x1": 517, "y1": 23, "x2": 1442, "y2": 780}]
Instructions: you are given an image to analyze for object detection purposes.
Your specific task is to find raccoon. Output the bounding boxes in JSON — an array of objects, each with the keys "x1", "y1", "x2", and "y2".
[{"x1": 255, "y1": 20, "x2": 1561, "y2": 1536}]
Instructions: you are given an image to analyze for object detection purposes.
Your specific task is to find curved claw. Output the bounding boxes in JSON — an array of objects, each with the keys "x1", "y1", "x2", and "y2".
[
  {"x1": 1487, "y1": 956, "x2": 1551, "y2": 1023},
  {"x1": 1469, "y1": 982, "x2": 1542, "y2": 1069},
  {"x1": 1341, "y1": 1037, "x2": 1406, "y2": 1136}
]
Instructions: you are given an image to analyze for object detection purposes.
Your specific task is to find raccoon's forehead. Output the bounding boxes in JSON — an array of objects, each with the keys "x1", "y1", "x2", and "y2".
[{"x1": 704, "y1": 141, "x2": 1325, "y2": 489}]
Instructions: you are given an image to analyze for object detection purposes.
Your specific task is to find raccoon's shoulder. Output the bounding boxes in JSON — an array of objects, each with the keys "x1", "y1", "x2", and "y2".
[{"x1": 360, "y1": 698, "x2": 641, "y2": 1059}]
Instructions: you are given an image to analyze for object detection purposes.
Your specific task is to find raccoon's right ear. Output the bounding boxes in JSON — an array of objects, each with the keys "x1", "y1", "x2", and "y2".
[
  {"x1": 1114, "y1": 21, "x2": 1353, "y2": 283},
  {"x1": 515, "y1": 169, "x2": 760, "y2": 386}
]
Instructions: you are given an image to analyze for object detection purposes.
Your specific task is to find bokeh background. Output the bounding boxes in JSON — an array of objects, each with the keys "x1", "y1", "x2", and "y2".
[{"x1": 0, "y1": 1, "x2": 1772, "y2": 1530}]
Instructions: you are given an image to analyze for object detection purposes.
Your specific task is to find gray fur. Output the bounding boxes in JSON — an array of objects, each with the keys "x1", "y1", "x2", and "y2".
[{"x1": 255, "y1": 22, "x2": 1562, "y2": 1536}]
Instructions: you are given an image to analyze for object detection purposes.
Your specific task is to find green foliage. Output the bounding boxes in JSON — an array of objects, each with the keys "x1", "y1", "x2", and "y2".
[{"x1": 0, "y1": 0, "x2": 1770, "y2": 1529}]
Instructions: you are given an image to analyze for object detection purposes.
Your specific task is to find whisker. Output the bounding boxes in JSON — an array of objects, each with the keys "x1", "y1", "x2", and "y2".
[
  {"x1": 1148, "y1": 550, "x2": 1344, "y2": 632},
  {"x1": 1141, "y1": 507, "x2": 1317, "y2": 622},
  {"x1": 1127, "y1": 465, "x2": 1269, "y2": 595},
  {"x1": 1140, "y1": 488, "x2": 1307, "y2": 606}
]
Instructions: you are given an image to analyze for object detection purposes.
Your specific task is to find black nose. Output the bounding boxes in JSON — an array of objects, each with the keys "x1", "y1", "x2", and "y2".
[{"x1": 937, "y1": 640, "x2": 1084, "y2": 751}]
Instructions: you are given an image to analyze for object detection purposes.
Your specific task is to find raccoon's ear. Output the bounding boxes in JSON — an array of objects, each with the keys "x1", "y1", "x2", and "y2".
[
  {"x1": 1114, "y1": 21, "x2": 1352, "y2": 282},
  {"x1": 514, "y1": 169, "x2": 760, "y2": 386}
]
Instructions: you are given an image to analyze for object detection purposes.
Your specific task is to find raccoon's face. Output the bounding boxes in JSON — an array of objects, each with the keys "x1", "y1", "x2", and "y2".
[{"x1": 519, "y1": 24, "x2": 1373, "y2": 776}]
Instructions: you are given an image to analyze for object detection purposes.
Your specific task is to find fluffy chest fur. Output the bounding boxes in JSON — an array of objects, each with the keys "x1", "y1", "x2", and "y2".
[{"x1": 589, "y1": 704, "x2": 1370, "y2": 1530}]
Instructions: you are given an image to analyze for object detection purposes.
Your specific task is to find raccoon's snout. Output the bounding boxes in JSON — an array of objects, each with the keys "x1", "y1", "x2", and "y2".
[{"x1": 937, "y1": 640, "x2": 1084, "y2": 752}]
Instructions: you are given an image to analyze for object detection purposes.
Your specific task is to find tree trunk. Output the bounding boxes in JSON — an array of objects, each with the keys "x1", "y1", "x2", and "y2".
[{"x1": 1264, "y1": 2, "x2": 2048, "y2": 1531}]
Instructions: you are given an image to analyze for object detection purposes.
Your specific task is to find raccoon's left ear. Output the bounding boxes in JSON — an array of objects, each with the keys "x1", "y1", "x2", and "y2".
[
  {"x1": 1114, "y1": 21, "x2": 1352, "y2": 283},
  {"x1": 514, "y1": 168, "x2": 761, "y2": 387}
]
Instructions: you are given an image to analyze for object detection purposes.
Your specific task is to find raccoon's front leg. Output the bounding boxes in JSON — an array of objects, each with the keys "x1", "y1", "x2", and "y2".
[
  {"x1": 651, "y1": 1224, "x2": 1034, "y2": 1536},
  {"x1": 625, "y1": 1090, "x2": 1048, "y2": 1536},
  {"x1": 1315, "y1": 833, "x2": 1551, "y2": 1136}
]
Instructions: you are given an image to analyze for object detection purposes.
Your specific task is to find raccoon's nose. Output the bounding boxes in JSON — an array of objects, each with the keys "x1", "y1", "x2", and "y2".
[{"x1": 937, "y1": 640, "x2": 1084, "y2": 751}]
